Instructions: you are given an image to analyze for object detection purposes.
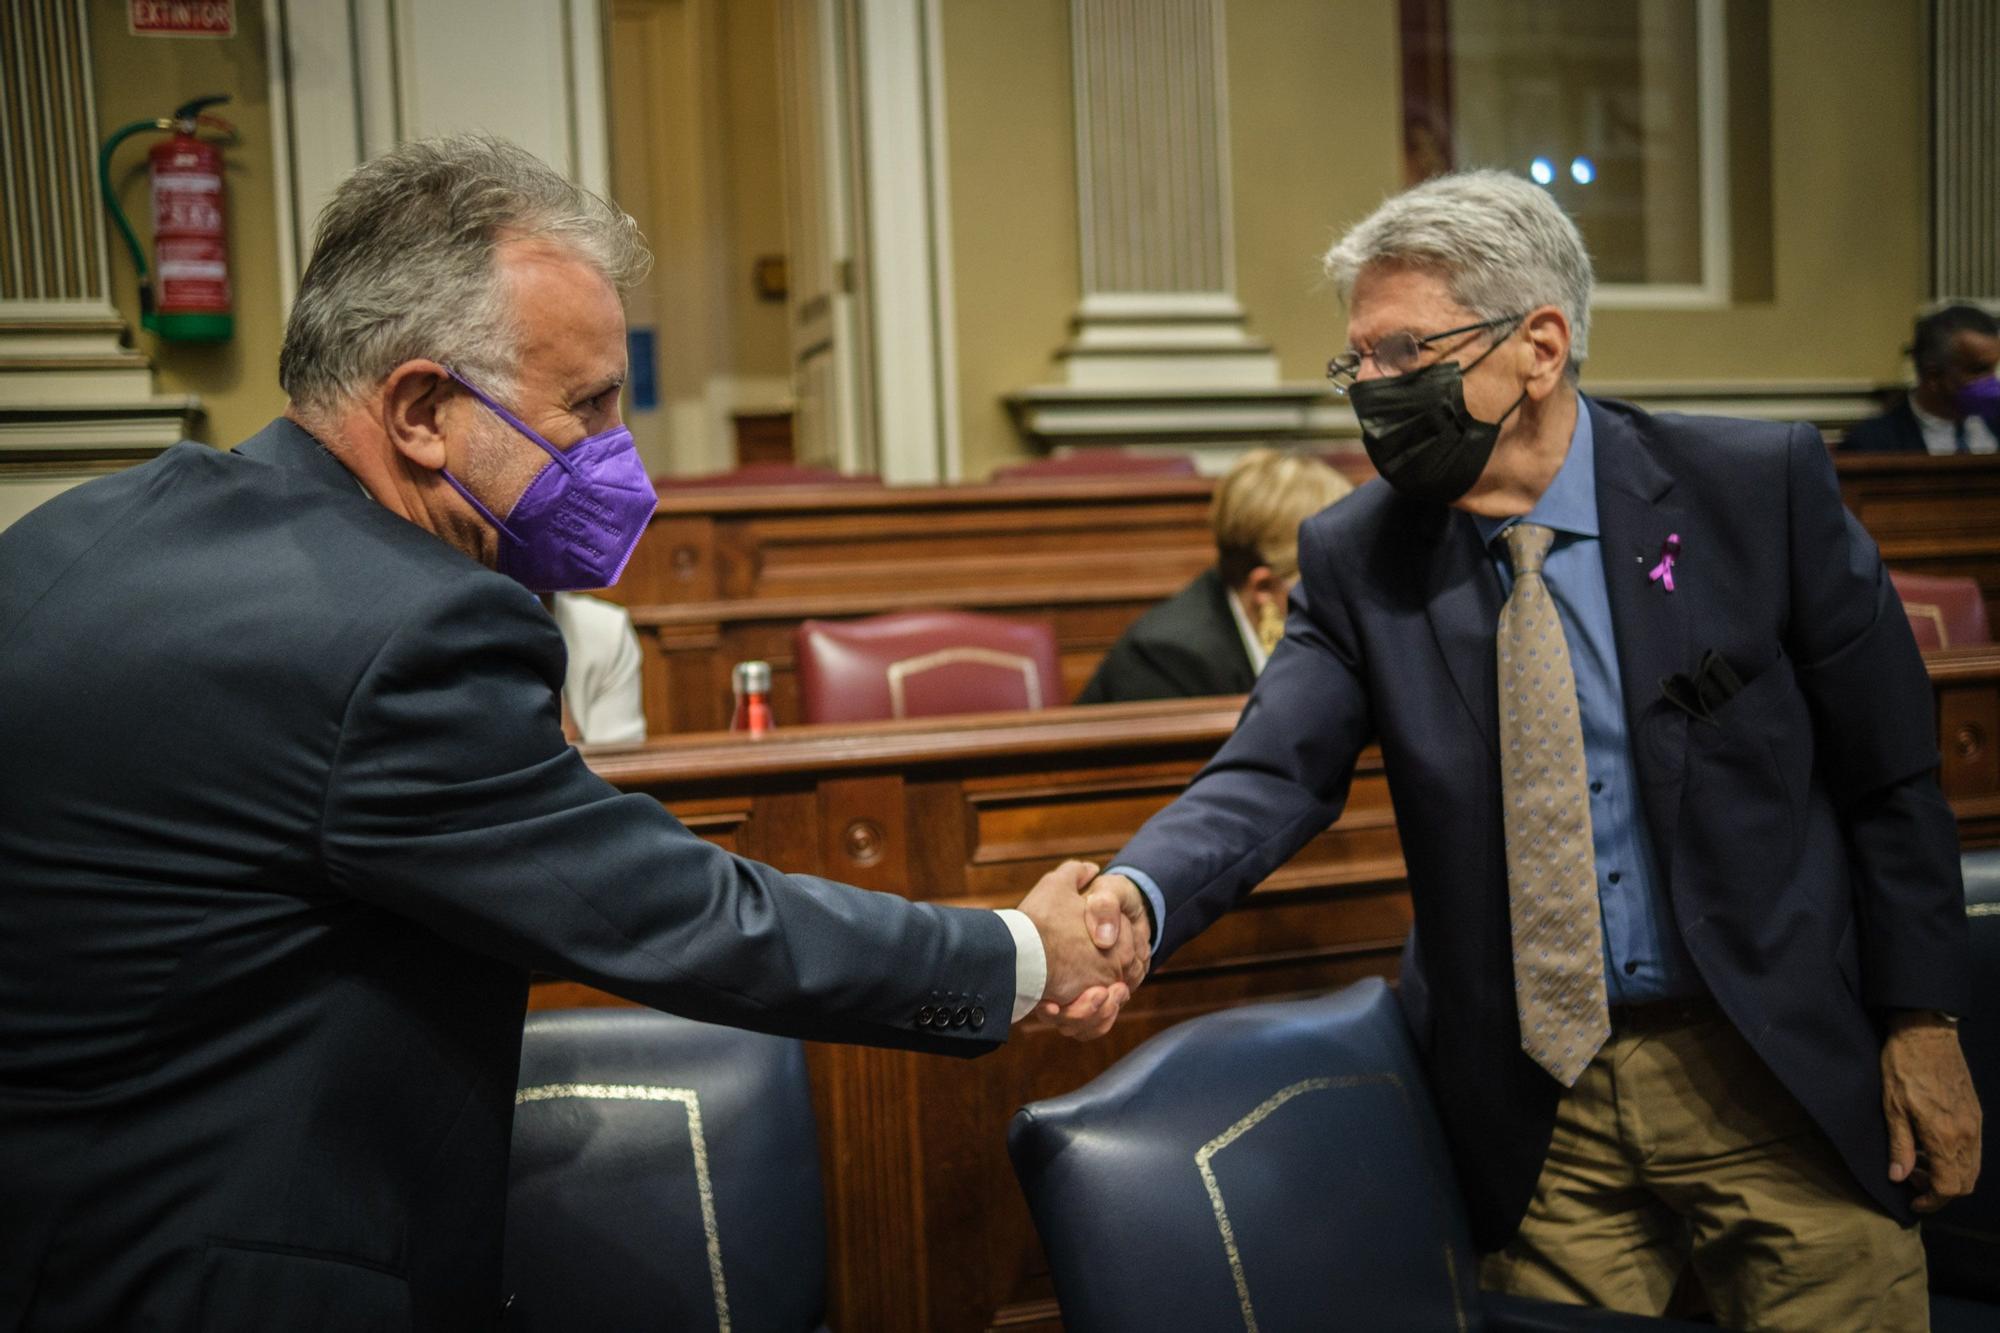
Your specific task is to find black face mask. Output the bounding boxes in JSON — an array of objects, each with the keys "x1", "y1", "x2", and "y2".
[{"x1": 1350, "y1": 359, "x2": 1527, "y2": 505}]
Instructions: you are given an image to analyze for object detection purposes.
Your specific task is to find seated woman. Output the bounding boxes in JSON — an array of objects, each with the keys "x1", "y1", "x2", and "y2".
[{"x1": 1076, "y1": 449, "x2": 1352, "y2": 704}]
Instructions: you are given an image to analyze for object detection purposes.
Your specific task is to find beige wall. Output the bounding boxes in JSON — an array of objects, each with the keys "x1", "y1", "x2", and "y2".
[
  {"x1": 1586, "y1": 0, "x2": 1927, "y2": 385},
  {"x1": 942, "y1": 0, "x2": 1930, "y2": 473},
  {"x1": 719, "y1": 0, "x2": 790, "y2": 380},
  {"x1": 89, "y1": 0, "x2": 286, "y2": 448},
  {"x1": 939, "y1": 0, "x2": 1080, "y2": 480},
  {"x1": 1225, "y1": 0, "x2": 1403, "y2": 384}
]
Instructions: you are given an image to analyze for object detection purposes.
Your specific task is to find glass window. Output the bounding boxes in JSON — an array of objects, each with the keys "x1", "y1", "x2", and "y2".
[{"x1": 1402, "y1": 0, "x2": 1727, "y2": 298}]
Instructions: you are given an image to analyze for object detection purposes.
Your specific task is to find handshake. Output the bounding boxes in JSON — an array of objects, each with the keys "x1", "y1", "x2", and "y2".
[{"x1": 1014, "y1": 861, "x2": 1151, "y2": 1040}]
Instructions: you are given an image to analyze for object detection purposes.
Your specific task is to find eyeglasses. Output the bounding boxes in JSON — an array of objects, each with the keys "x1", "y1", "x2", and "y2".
[{"x1": 1325, "y1": 314, "x2": 1524, "y2": 396}]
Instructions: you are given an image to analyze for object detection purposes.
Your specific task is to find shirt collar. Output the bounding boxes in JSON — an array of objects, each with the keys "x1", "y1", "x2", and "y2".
[
  {"x1": 1909, "y1": 397, "x2": 1963, "y2": 438},
  {"x1": 1225, "y1": 585, "x2": 1270, "y2": 674},
  {"x1": 1473, "y1": 396, "x2": 1599, "y2": 546}
]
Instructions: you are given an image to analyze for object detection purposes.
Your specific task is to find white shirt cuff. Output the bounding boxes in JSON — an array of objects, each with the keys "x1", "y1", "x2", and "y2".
[{"x1": 995, "y1": 908, "x2": 1047, "y2": 1025}]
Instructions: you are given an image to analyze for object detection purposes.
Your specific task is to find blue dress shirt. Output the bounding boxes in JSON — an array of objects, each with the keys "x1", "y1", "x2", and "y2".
[{"x1": 1115, "y1": 400, "x2": 1702, "y2": 1003}]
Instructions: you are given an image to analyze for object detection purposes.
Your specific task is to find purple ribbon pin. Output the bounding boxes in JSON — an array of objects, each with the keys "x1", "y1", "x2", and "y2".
[{"x1": 1649, "y1": 534, "x2": 1681, "y2": 592}]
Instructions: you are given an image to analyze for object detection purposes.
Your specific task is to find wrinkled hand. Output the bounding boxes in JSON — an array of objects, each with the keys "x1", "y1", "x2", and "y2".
[
  {"x1": 1016, "y1": 864, "x2": 1151, "y2": 1040},
  {"x1": 1882, "y1": 1012, "x2": 1982, "y2": 1212}
]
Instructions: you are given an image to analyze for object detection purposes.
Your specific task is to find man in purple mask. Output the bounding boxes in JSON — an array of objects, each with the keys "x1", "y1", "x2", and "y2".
[
  {"x1": 1843, "y1": 304, "x2": 2000, "y2": 455},
  {"x1": 0, "y1": 135, "x2": 1146, "y2": 1329}
]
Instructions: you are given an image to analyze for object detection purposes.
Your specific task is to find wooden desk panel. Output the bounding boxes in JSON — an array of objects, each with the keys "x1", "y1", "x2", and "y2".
[
  {"x1": 541, "y1": 651, "x2": 2000, "y2": 1331},
  {"x1": 612, "y1": 478, "x2": 1219, "y2": 608},
  {"x1": 1836, "y1": 453, "x2": 2000, "y2": 624}
]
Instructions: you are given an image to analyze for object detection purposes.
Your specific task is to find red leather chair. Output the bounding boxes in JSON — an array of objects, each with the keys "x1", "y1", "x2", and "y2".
[
  {"x1": 654, "y1": 463, "x2": 884, "y2": 491},
  {"x1": 794, "y1": 611, "x2": 1062, "y2": 723},
  {"x1": 989, "y1": 452, "x2": 1199, "y2": 482},
  {"x1": 1889, "y1": 570, "x2": 1991, "y2": 650}
]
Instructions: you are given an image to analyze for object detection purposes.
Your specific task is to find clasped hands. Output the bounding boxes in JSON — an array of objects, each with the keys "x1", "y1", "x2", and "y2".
[{"x1": 1015, "y1": 862, "x2": 1150, "y2": 1040}]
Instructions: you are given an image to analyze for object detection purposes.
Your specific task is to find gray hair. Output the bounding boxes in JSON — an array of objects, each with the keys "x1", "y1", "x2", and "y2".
[
  {"x1": 1323, "y1": 169, "x2": 1594, "y2": 369},
  {"x1": 279, "y1": 135, "x2": 651, "y2": 414}
]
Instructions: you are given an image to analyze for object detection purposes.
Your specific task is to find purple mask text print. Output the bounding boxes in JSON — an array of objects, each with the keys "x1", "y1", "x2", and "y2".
[{"x1": 438, "y1": 369, "x2": 657, "y2": 594}]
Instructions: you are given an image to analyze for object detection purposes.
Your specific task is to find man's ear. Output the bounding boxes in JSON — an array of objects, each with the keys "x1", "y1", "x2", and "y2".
[
  {"x1": 380, "y1": 360, "x2": 456, "y2": 472},
  {"x1": 1520, "y1": 305, "x2": 1572, "y2": 400}
]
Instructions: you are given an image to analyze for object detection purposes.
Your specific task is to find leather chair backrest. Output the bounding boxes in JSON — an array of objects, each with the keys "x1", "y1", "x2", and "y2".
[
  {"x1": 1888, "y1": 570, "x2": 1991, "y2": 650},
  {"x1": 794, "y1": 610, "x2": 1063, "y2": 723},
  {"x1": 989, "y1": 452, "x2": 1198, "y2": 482},
  {"x1": 503, "y1": 1010, "x2": 828, "y2": 1332},
  {"x1": 1925, "y1": 851, "x2": 2000, "y2": 1303},
  {"x1": 1008, "y1": 979, "x2": 1483, "y2": 1333}
]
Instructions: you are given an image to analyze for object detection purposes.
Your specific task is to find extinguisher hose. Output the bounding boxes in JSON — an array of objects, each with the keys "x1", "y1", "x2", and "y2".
[{"x1": 97, "y1": 118, "x2": 174, "y2": 317}]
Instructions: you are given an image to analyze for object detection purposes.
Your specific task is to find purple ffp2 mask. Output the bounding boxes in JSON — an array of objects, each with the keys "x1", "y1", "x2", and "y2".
[
  {"x1": 1958, "y1": 375, "x2": 2000, "y2": 429},
  {"x1": 438, "y1": 369, "x2": 657, "y2": 593}
]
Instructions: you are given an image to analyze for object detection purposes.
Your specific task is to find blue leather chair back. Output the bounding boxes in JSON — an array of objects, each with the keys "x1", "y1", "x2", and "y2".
[
  {"x1": 1010, "y1": 978, "x2": 1483, "y2": 1333},
  {"x1": 503, "y1": 1009, "x2": 829, "y2": 1332},
  {"x1": 1928, "y1": 850, "x2": 2000, "y2": 1308}
]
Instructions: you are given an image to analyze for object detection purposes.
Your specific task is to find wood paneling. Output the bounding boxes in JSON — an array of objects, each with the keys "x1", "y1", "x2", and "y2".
[
  {"x1": 543, "y1": 650, "x2": 2000, "y2": 1331},
  {"x1": 1837, "y1": 453, "x2": 2000, "y2": 626}
]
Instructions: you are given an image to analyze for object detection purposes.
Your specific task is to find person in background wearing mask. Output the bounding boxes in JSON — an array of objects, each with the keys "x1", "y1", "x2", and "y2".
[
  {"x1": 1070, "y1": 170, "x2": 1980, "y2": 1329},
  {"x1": 0, "y1": 135, "x2": 1148, "y2": 1329},
  {"x1": 1075, "y1": 449, "x2": 1352, "y2": 704},
  {"x1": 1843, "y1": 304, "x2": 2000, "y2": 455}
]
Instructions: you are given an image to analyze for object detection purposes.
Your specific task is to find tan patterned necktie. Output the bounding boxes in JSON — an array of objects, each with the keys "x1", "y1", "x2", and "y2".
[{"x1": 1498, "y1": 522, "x2": 1609, "y2": 1087}]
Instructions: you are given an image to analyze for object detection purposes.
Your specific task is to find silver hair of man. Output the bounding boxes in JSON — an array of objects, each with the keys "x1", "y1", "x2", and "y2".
[
  {"x1": 1322, "y1": 169, "x2": 1594, "y2": 373},
  {"x1": 279, "y1": 135, "x2": 652, "y2": 417}
]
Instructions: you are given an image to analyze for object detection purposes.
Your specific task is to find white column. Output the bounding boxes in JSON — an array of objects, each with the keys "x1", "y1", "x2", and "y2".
[
  {"x1": 1059, "y1": 0, "x2": 1276, "y2": 389},
  {"x1": 1932, "y1": 0, "x2": 1999, "y2": 300},
  {"x1": 0, "y1": 0, "x2": 196, "y2": 529}
]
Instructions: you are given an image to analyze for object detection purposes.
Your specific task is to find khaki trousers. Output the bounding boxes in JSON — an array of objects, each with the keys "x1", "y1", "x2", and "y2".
[{"x1": 1479, "y1": 1000, "x2": 1928, "y2": 1332}]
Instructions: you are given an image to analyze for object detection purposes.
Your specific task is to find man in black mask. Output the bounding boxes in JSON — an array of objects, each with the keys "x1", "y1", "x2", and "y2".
[{"x1": 1072, "y1": 169, "x2": 1979, "y2": 1328}]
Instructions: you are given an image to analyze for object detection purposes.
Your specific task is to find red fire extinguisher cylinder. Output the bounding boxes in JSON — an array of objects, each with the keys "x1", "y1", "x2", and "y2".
[{"x1": 147, "y1": 130, "x2": 233, "y2": 343}]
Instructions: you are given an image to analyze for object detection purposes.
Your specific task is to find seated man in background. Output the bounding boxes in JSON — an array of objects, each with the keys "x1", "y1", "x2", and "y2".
[
  {"x1": 1075, "y1": 449, "x2": 1351, "y2": 703},
  {"x1": 1843, "y1": 303, "x2": 2000, "y2": 454},
  {"x1": 547, "y1": 591, "x2": 646, "y2": 744}
]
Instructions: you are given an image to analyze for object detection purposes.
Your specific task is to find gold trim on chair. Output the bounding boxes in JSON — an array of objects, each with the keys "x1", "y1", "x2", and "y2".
[
  {"x1": 1906, "y1": 603, "x2": 1951, "y2": 648},
  {"x1": 884, "y1": 647, "x2": 1041, "y2": 718},
  {"x1": 1193, "y1": 1073, "x2": 1469, "y2": 1333},
  {"x1": 515, "y1": 1083, "x2": 730, "y2": 1333}
]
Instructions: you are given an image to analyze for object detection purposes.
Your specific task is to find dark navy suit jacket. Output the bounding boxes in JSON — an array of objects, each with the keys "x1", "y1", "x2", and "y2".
[
  {"x1": 1841, "y1": 400, "x2": 1928, "y2": 453},
  {"x1": 0, "y1": 420, "x2": 1015, "y2": 1330},
  {"x1": 1075, "y1": 567, "x2": 1256, "y2": 704},
  {"x1": 1115, "y1": 397, "x2": 1969, "y2": 1250}
]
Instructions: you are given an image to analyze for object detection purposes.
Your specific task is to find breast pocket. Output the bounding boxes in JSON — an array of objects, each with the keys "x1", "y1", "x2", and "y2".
[{"x1": 1687, "y1": 651, "x2": 1813, "y2": 867}]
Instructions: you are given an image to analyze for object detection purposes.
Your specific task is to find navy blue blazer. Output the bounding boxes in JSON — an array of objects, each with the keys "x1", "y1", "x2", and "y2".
[
  {"x1": 1841, "y1": 400, "x2": 1928, "y2": 453},
  {"x1": 0, "y1": 420, "x2": 1015, "y2": 1329},
  {"x1": 1116, "y1": 397, "x2": 1968, "y2": 1250}
]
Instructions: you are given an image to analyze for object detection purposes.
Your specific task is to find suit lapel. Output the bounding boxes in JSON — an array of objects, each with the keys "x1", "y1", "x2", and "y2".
[
  {"x1": 1423, "y1": 506, "x2": 1503, "y2": 761},
  {"x1": 1591, "y1": 399, "x2": 1692, "y2": 866}
]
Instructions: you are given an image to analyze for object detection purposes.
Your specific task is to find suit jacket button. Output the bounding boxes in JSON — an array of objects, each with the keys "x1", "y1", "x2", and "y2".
[
  {"x1": 916, "y1": 1005, "x2": 935, "y2": 1026},
  {"x1": 969, "y1": 1006, "x2": 986, "y2": 1031},
  {"x1": 951, "y1": 1006, "x2": 971, "y2": 1028}
]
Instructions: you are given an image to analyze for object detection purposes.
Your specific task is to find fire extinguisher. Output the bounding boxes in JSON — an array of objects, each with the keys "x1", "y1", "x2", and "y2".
[{"x1": 99, "y1": 95, "x2": 238, "y2": 344}]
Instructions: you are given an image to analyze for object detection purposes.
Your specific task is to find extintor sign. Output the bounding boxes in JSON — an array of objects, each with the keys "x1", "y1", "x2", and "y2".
[{"x1": 129, "y1": 1, "x2": 236, "y2": 38}]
